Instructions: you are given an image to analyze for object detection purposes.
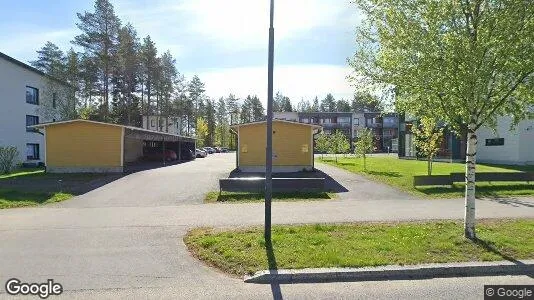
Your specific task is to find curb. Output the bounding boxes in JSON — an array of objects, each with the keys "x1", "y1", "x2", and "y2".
[{"x1": 243, "y1": 260, "x2": 534, "y2": 284}]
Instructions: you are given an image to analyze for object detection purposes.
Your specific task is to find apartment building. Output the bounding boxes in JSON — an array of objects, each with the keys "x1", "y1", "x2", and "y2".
[
  {"x1": 398, "y1": 113, "x2": 534, "y2": 165},
  {"x1": 0, "y1": 52, "x2": 69, "y2": 166},
  {"x1": 142, "y1": 115, "x2": 183, "y2": 135},
  {"x1": 273, "y1": 111, "x2": 398, "y2": 152}
]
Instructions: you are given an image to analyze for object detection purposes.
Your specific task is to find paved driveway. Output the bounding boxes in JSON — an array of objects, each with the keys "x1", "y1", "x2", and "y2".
[{"x1": 55, "y1": 153, "x2": 236, "y2": 207}]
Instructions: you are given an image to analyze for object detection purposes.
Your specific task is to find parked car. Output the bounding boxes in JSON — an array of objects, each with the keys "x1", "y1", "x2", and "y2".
[
  {"x1": 214, "y1": 147, "x2": 221, "y2": 153},
  {"x1": 221, "y1": 147, "x2": 229, "y2": 153},
  {"x1": 181, "y1": 149, "x2": 195, "y2": 161},
  {"x1": 196, "y1": 149, "x2": 207, "y2": 158},
  {"x1": 203, "y1": 147, "x2": 214, "y2": 154},
  {"x1": 144, "y1": 149, "x2": 177, "y2": 161}
]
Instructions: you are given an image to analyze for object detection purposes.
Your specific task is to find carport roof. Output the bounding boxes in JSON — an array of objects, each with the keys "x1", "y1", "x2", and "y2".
[
  {"x1": 230, "y1": 119, "x2": 322, "y2": 131},
  {"x1": 31, "y1": 119, "x2": 196, "y2": 142}
]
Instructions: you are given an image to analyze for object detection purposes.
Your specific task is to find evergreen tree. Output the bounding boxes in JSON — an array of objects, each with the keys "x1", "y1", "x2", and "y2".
[
  {"x1": 139, "y1": 35, "x2": 158, "y2": 120},
  {"x1": 30, "y1": 42, "x2": 66, "y2": 79},
  {"x1": 111, "y1": 24, "x2": 140, "y2": 125},
  {"x1": 205, "y1": 98, "x2": 216, "y2": 146},
  {"x1": 320, "y1": 93, "x2": 336, "y2": 112},
  {"x1": 216, "y1": 97, "x2": 229, "y2": 147},
  {"x1": 240, "y1": 96, "x2": 253, "y2": 123},
  {"x1": 250, "y1": 95, "x2": 264, "y2": 121},
  {"x1": 297, "y1": 98, "x2": 311, "y2": 112},
  {"x1": 311, "y1": 96, "x2": 320, "y2": 112},
  {"x1": 73, "y1": 0, "x2": 121, "y2": 121},
  {"x1": 188, "y1": 75, "x2": 206, "y2": 122},
  {"x1": 351, "y1": 91, "x2": 383, "y2": 112},
  {"x1": 336, "y1": 98, "x2": 351, "y2": 112}
]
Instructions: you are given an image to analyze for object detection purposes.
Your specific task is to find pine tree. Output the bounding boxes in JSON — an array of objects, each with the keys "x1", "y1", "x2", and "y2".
[
  {"x1": 188, "y1": 75, "x2": 206, "y2": 121},
  {"x1": 250, "y1": 95, "x2": 265, "y2": 121},
  {"x1": 216, "y1": 97, "x2": 229, "y2": 147},
  {"x1": 320, "y1": 93, "x2": 336, "y2": 112},
  {"x1": 139, "y1": 36, "x2": 158, "y2": 122},
  {"x1": 336, "y1": 98, "x2": 351, "y2": 111},
  {"x1": 112, "y1": 24, "x2": 140, "y2": 125},
  {"x1": 240, "y1": 96, "x2": 253, "y2": 123},
  {"x1": 30, "y1": 42, "x2": 66, "y2": 79},
  {"x1": 311, "y1": 96, "x2": 320, "y2": 112},
  {"x1": 73, "y1": 0, "x2": 121, "y2": 121},
  {"x1": 205, "y1": 98, "x2": 216, "y2": 146}
]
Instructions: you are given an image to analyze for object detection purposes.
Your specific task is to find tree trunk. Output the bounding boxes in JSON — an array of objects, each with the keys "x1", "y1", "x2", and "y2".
[
  {"x1": 464, "y1": 123, "x2": 477, "y2": 239},
  {"x1": 427, "y1": 157, "x2": 431, "y2": 176}
]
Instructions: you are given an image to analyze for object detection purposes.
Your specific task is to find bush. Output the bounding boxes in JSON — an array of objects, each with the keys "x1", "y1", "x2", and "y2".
[{"x1": 0, "y1": 146, "x2": 19, "y2": 174}]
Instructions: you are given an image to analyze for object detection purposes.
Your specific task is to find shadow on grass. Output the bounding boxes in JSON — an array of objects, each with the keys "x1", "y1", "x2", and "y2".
[
  {"x1": 473, "y1": 238, "x2": 534, "y2": 279},
  {"x1": 365, "y1": 170, "x2": 402, "y2": 177},
  {"x1": 0, "y1": 189, "x2": 71, "y2": 209},
  {"x1": 416, "y1": 183, "x2": 534, "y2": 199}
]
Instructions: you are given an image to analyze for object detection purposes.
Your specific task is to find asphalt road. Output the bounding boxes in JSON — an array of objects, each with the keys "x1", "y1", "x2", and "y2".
[
  {"x1": 54, "y1": 153, "x2": 236, "y2": 207},
  {"x1": 1, "y1": 153, "x2": 533, "y2": 299}
]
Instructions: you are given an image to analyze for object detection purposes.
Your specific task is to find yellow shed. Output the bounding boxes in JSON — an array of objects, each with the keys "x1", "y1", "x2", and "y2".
[
  {"x1": 32, "y1": 119, "x2": 196, "y2": 173},
  {"x1": 231, "y1": 120, "x2": 321, "y2": 172}
]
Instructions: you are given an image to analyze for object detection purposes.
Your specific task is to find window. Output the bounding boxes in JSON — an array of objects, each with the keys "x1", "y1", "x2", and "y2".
[
  {"x1": 26, "y1": 143, "x2": 40, "y2": 160},
  {"x1": 26, "y1": 86, "x2": 39, "y2": 105},
  {"x1": 338, "y1": 117, "x2": 350, "y2": 123},
  {"x1": 301, "y1": 118, "x2": 309, "y2": 123},
  {"x1": 485, "y1": 138, "x2": 504, "y2": 146},
  {"x1": 26, "y1": 115, "x2": 39, "y2": 132},
  {"x1": 52, "y1": 92, "x2": 57, "y2": 108},
  {"x1": 383, "y1": 117, "x2": 398, "y2": 127},
  {"x1": 150, "y1": 119, "x2": 155, "y2": 127},
  {"x1": 354, "y1": 118, "x2": 359, "y2": 126}
]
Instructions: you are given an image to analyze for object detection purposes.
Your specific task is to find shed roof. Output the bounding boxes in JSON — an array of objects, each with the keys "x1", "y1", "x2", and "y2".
[
  {"x1": 230, "y1": 119, "x2": 322, "y2": 131},
  {"x1": 31, "y1": 119, "x2": 196, "y2": 142}
]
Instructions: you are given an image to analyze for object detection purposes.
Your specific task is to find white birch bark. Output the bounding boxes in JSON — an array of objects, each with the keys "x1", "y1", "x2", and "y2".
[{"x1": 464, "y1": 123, "x2": 477, "y2": 239}]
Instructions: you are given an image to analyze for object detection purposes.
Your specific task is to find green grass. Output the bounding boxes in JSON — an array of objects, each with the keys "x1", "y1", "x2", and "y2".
[
  {"x1": 0, "y1": 168, "x2": 45, "y2": 179},
  {"x1": 318, "y1": 156, "x2": 534, "y2": 198},
  {"x1": 184, "y1": 219, "x2": 534, "y2": 276},
  {"x1": 0, "y1": 189, "x2": 73, "y2": 209},
  {"x1": 205, "y1": 191, "x2": 336, "y2": 203}
]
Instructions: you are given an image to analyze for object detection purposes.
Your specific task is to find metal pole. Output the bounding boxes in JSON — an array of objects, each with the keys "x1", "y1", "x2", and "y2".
[{"x1": 265, "y1": 0, "x2": 274, "y2": 242}]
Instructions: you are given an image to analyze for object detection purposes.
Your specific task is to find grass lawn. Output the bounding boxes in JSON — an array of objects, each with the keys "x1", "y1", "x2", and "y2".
[
  {"x1": 318, "y1": 156, "x2": 534, "y2": 198},
  {"x1": 0, "y1": 167, "x2": 45, "y2": 179},
  {"x1": 184, "y1": 219, "x2": 534, "y2": 276},
  {"x1": 205, "y1": 191, "x2": 336, "y2": 203},
  {"x1": 0, "y1": 189, "x2": 73, "y2": 209}
]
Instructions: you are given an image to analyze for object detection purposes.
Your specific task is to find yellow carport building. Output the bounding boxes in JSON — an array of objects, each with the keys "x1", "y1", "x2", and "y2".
[
  {"x1": 32, "y1": 119, "x2": 196, "y2": 173},
  {"x1": 230, "y1": 120, "x2": 322, "y2": 172}
]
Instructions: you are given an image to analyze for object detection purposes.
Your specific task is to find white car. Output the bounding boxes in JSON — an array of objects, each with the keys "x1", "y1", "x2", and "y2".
[{"x1": 195, "y1": 149, "x2": 207, "y2": 158}]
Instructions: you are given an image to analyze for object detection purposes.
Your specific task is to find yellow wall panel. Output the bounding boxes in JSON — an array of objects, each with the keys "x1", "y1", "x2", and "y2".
[
  {"x1": 46, "y1": 122, "x2": 122, "y2": 167},
  {"x1": 238, "y1": 122, "x2": 312, "y2": 166}
]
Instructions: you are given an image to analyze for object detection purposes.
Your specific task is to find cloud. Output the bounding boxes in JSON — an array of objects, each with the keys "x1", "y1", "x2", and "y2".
[
  {"x1": 0, "y1": 29, "x2": 76, "y2": 62},
  {"x1": 192, "y1": 64, "x2": 355, "y2": 106},
  {"x1": 175, "y1": 0, "x2": 348, "y2": 51}
]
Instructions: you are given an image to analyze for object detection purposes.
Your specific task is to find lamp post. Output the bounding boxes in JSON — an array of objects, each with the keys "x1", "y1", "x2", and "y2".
[{"x1": 265, "y1": 0, "x2": 274, "y2": 242}]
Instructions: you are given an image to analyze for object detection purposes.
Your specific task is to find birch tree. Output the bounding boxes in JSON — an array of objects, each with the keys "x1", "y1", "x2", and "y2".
[
  {"x1": 350, "y1": 0, "x2": 534, "y2": 239},
  {"x1": 354, "y1": 128, "x2": 374, "y2": 171},
  {"x1": 412, "y1": 117, "x2": 444, "y2": 175}
]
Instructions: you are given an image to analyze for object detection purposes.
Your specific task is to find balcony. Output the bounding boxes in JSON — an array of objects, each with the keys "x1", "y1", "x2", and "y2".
[{"x1": 321, "y1": 122, "x2": 351, "y2": 128}]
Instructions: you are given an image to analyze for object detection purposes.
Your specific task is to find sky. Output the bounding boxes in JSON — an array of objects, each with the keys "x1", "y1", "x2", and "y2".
[{"x1": 0, "y1": 0, "x2": 362, "y2": 108}]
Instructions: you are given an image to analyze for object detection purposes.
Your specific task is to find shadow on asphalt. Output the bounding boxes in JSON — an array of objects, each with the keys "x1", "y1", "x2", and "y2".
[
  {"x1": 480, "y1": 197, "x2": 534, "y2": 208},
  {"x1": 265, "y1": 238, "x2": 283, "y2": 300}
]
